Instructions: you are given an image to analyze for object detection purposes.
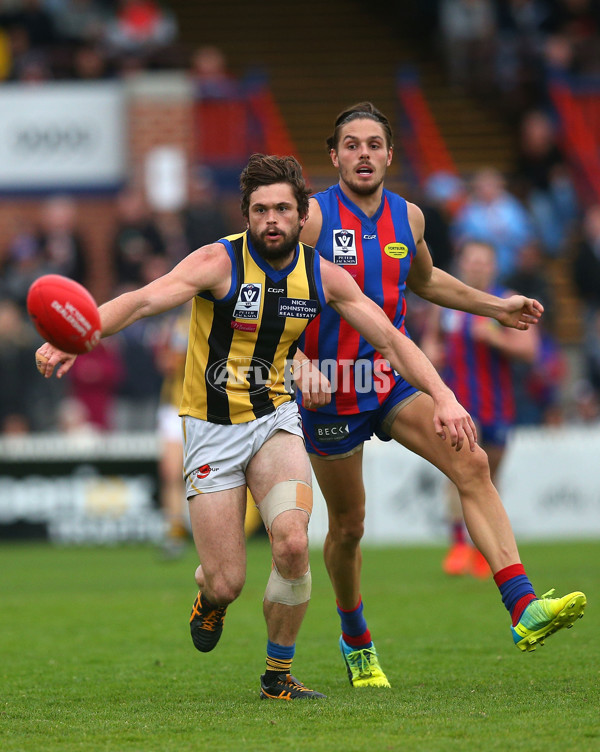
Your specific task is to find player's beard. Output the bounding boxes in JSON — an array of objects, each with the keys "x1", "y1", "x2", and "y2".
[{"x1": 249, "y1": 222, "x2": 302, "y2": 262}]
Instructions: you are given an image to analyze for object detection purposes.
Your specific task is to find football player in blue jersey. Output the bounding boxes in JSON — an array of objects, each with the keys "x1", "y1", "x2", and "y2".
[{"x1": 297, "y1": 102, "x2": 585, "y2": 687}]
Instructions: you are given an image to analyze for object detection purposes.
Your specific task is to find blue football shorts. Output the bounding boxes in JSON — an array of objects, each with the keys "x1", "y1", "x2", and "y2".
[
  {"x1": 478, "y1": 421, "x2": 512, "y2": 448},
  {"x1": 300, "y1": 377, "x2": 420, "y2": 457}
]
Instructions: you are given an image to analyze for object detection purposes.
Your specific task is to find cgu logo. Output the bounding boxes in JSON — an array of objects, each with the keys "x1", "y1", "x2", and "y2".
[{"x1": 206, "y1": 356, "x2": 280, "y2": 395}]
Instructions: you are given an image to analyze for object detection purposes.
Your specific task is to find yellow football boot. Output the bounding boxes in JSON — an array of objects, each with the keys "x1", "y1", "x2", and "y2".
[{"x1": 512, "y1": 589, "x2": 587, "y2": 652}]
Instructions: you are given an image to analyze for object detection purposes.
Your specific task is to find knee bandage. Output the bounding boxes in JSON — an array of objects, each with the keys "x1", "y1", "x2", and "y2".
[
  {"x1": 258, "y1": 480, "x2": 313, "y2": 531},
  {"x1": 264, "y1": 565, "x2": 311, "y2": 606}
]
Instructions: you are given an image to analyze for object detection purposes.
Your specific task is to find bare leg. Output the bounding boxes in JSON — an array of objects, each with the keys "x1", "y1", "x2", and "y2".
[
  {"x1": 446, "y1": 480, "x2": 463, "y2": 528},
  {"x1": 262, "y1": 507, "x2": 310, "y2": 645},
  {"x1": 486, "y1": 444, "x2": 505, "y2": 485},
  {"x1": 389, "y1": 394, "x2": 519, "y2": 573},
  {"x1": 247, "y1": 431, "x2": 312, "y2": 646},
  {"x1": 446, "y1": 442, "x2": 505, "y2": 529},
  {"x1": 188, "y1": 484, "x2": 248, "y2": 606},
  {"x1": 310, "y1": 446, "x2": 390, "y2": 688},
  {"x1": 309, "y1": 448, "x2": 365, "y2": 610}
]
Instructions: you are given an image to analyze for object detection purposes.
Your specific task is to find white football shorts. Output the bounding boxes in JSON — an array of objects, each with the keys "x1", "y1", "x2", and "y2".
[{"x1": 182, "y1": 400, "x2": 303, "y2": 497}]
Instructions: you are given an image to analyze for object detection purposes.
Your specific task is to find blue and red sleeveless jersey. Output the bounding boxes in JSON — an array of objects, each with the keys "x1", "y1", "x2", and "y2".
[
  {"x1": 440, "y1": 287, "x2": 515, "y2": 425},
  {"x1": 300, "y1": 184, "x2": 416, "y2": 415}
]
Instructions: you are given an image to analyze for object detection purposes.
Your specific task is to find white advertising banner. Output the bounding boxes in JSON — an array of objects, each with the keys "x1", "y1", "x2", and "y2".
[
  {"x1": 309, "y1": 425, "x2": 600, "y2": 545},
  {"x1": 0, "y1": 82, "x2": 126, "y2": 190},
  {"x1": 1, "y1": 426, "x2": 599, "y2": 545},
  {"x1": 0, "y1": 434, "x2": 164, "y2": 544},
  {"x1": 497, "y1": 425, "x2": 600, "y2": 539}
]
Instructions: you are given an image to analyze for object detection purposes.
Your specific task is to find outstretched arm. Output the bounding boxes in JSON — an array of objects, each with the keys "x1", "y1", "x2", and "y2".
[
  {"x1": 36, "y1": 243, "x2": 232, "y2": 379},
  {"x1": 320, "y1": 259, "x2": 477, "y2": 451},
  {"x1": 406, "y1": 202, "x2": 544, "y2": 329}
]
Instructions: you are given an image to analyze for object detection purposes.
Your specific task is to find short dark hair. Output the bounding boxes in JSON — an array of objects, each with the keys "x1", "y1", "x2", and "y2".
[
  {"x1": 240, "y1": 154, "x2": 311, "y2": 219},
  {"x1": 326, "y1": 102, "x2": 393, "y2": 152}
]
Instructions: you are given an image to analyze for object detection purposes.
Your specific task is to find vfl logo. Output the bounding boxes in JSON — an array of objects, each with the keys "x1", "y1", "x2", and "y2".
[
  {"x1": 233, "y1": 283, "x2": 262, "y2": 319},
  {"x1": 333, "y1": 229, "x2": 357, "y2": 266},
  {"x1": 335, "y1": 229, "x2": 354, "y2": 249},
  {"x1": 206, "y1": 356, "x2": 279, "y2": 395}
]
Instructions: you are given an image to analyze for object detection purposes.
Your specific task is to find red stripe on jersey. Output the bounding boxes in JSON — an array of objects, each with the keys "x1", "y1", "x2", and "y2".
[
  {"x1": 377, "y1": 198, "x2": 402, "y2": 323},
  {"x1": 475, "y1": 330, "x2": 494, "y2": 423},
  {"x1": 498, "y1": 358, "x2": 516, "y2": 422},
  {"x1": 302, "y1": 314, "x2": 320, "y2": 362},
  {"x1": 372, "y1": 198, "x2": 403, "y2": 403},
  {"x1": 335, "y1": 199, "x2": 364, "y2": 413},
  {"x1": 399, "y1": 297, "x2": 407, "y2": 330},
  {"x1": 451, "y1": 329, "x2": 470, "y2": 408}
]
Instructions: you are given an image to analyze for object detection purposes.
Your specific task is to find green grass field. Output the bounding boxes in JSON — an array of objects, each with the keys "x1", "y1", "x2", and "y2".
[{"x1": 1, "y1": 539, "x2": 598, "y2": 752}]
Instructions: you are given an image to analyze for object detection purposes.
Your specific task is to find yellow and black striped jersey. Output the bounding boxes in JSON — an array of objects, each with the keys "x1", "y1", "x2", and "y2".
[{"x1": 179, "y1": 231, "x2": 325, "y2": 424}]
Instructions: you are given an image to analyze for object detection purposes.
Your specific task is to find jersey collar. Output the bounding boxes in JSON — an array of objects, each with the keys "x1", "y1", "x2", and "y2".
[
  {"x1": 246, "y1": 232, "x2": 300, "y2": 282},
  {"x1": 335, "y1": 184, "x2": 386, "y2": 226}
]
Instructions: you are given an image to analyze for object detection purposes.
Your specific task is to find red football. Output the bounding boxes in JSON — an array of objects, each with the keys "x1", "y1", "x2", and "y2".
[{"x1": 27, "y1": 274, "x2": 102, "y2": 354}]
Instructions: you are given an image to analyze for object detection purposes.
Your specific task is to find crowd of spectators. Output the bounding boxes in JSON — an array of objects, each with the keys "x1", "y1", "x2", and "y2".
[
  {"x1": 429, "y1": 0, "x2": 600, "y2": 111},
  {"x1": 0, "y1": 22, "x2": 264, "y2": 438},
  {"x1": 572, "y1": 204, "x2": 600, "y2": 405},
  {"x1": 0, "y1": 176, "x2": 230, "y2": 436},
  {"x1": 387, "y1": 0, "x2": 600, "y2": 426},
  {"x1": 408, "y1": 138, "x2": 600, "y2": 424},
  {"x1": 0, "y1": 6, "x2": 238, "y2": 437},
  {"x1": 406, "y1": 159, "x2": 575, "y2": 428},
  {"x1": 0, "y1": 0, "x2": 181, "y2": 83}
]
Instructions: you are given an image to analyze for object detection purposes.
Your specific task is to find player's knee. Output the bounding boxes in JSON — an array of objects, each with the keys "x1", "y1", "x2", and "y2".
[
  {"x1": 330, "y1": 510, "x2": 365, "y2": 546},
  {"x1": 264, "y1": 565, "x2": 311, "y2": 606},
  {"x1": 212, "y1": 578, "x2": 245, "y2": 606},
  {"x1": 271, "y1": 525, "x2": 309, "y2": 576},
  {"x1": 202, "y1": 568, "x2": 245, "y2": 606},
  {"x1": 451, "y1": 444, "x2": 492, "y2": 491}
]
